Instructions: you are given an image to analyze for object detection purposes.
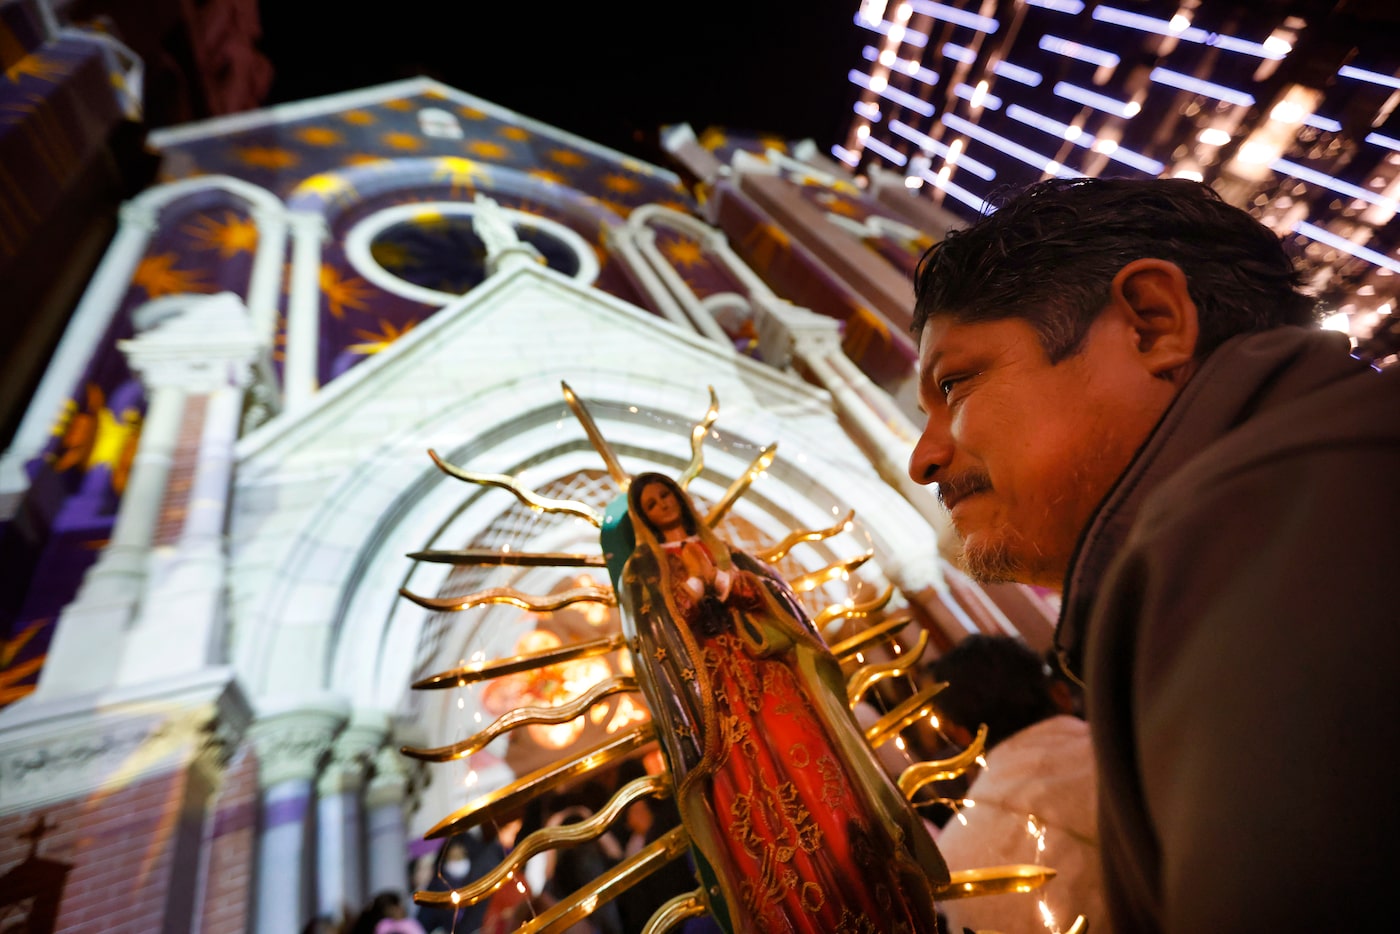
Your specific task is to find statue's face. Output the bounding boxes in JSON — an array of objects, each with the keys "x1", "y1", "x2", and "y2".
[{"x1": 639, "y1": 481, "x2": 684, "y2": 532}]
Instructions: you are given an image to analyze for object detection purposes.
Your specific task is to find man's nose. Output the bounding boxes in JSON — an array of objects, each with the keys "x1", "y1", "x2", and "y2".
[{"x1": 908, "y1": 414, "x2": 953, "y2": 485}]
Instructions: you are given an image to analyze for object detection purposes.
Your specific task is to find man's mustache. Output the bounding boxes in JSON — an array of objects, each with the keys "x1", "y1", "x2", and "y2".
[{"x1": 936, "y1": 471, "x2": 992, "y2": 510}]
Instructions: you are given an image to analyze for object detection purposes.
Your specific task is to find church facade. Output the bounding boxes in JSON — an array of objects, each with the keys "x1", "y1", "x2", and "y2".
[{"x1": 0, "y1": 40, "x2": 1055, "y2": 934}]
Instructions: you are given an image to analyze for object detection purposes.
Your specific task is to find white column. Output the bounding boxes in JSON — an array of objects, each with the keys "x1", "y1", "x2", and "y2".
[
  {"x1": 247, "y1": 204, "x2": 291, "y2": 345},
  {"x1": 0, "y1": 200, "x2": 158, "y2": 516},
  {"x1": 607, "y1": 227, "x2": 696, "y2": 330},
  {"x1": 364, "y1": 744, "x2": 415, "y2": 899},
  {"x1": 315, "y1": 715, "x2": 387, "y2": 921},
  {"x1": 633, "y1": 225, "x2": 734, "y2": 345},
  {"x1": 249, "y1": 703, "x2": 347, "y2": 934},
  {"x1": 284, "y1": 211, "x2": 328, "y2": 414},
  {"x1": 117, "y1": 297, "x2": 261, "y2": 685}
]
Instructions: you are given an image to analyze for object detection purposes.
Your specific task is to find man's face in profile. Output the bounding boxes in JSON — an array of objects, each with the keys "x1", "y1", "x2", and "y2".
[{"x1": 908, "y1": 311, "x2": 1170, "y2": 589}]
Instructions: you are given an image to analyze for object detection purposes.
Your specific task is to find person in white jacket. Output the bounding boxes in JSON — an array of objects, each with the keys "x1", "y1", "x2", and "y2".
[{"x1": 930, "y1": 634, "x2": 1108, "y2": 934}]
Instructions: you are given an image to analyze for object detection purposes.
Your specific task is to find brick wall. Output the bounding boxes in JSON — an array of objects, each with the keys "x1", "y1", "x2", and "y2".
[
  {"x1": 153, "y1": 394, "x2": 208, "y2": 547},
  {"x1": 0, "y1": 764, "x2": 213, "y2": 934},
  {"x1": 200, "y1": 743, "x2": 259, "y2": 934}
]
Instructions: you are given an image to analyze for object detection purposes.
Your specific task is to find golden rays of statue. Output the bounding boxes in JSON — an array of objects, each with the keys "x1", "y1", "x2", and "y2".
[{"x1": 400, "y1": 381, "x2": 1075, "y2": 934}]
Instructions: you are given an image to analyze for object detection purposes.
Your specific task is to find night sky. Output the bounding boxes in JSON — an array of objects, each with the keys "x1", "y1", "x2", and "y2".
[{"x1": 256, "y1": 2, "x2": 869, "y2": 166}]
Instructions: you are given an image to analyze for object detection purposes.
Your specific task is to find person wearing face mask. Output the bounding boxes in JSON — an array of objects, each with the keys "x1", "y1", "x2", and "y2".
[{"x1": 416, "y1": 830, "x2": 505, "y2": 934}]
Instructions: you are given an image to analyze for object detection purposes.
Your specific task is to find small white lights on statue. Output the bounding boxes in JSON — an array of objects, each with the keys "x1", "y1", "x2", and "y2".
[
  {"x1": 1263, "y1": 34, "x2": 1292, "y2": 56},
  {"x1": 929, "y1": 713, "x2": 939, "y2": 729},
  {"x1": 961, "y1": 798, "x2": 975, "y2": 808},
  {"x1": 1038, "y1": 899, "x2": 1058, "y2": 931},
  {"x1": 474, "y1": 711, "x2": 483, "y2": 723},
  {"x1": 894, "y1": 736, "x2": 906, "y2": 751},
  {"x1": 955, "y1": 811, "x2": 968, "y2": 826},
  {"x1": 457, "y1": 697, "x2": 465, "y2": 710},
  {"x1": 451, "y1": 891, "x2": 461, "y2": 905},
  {"x1": 1168, "y1": 12, "x2": 1190, "y2": 33},
  {"x1": 1174, "y1": 168, "x2": 1205, "y2": 182},
  {"x1": 870, "y1": 74, "x2": 888, "y2": 93},
  {"x1": 976, "y1": 754, "x2": 988, "y2": 769},
  {"x1": 1198, "y1": 127, "x2": 1231, "y2": 146},
  {"x1": 465, "y1": 770, "x2": 479, "y2": 788}
]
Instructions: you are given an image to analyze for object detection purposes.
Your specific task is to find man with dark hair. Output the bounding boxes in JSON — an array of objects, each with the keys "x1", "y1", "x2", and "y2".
[
  {"x1": 929, "y1": 634, "x2": 1105, "y2": 934},
  {"x1": 907, "y1": 176, "x2": 1399, "y2": 931}
]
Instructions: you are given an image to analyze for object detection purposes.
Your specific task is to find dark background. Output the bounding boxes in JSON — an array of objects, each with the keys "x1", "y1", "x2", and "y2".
[{"x1": 256, "y1": 2, "x2": 869, "y2": 165}]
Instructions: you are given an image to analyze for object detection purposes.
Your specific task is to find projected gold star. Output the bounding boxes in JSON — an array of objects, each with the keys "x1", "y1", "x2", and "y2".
[
  {"x1": 500, "y1": 126, "x2": 530, "y2": 142},
  {"x1": 432, "y1": 157, "x2": 490, "y2": 194},
  {"x1": 382, "y1": 132, "x2": 423, "y2": 151},
  {"x1": 343, "y1": 110, "x2": 376, "y2": 125},
  {"x1": 0, "y1": 619, "x2": 46, "y2": 705},
  {"x1": 5, "y1": 51, "x2": 68, "y2": 84},
  {"x1": 296, "y1": 126, "x2": 344, "y2": 147},
  {"x1": 294, "y1": 172, "x2": 358, "y2": 205},
  {"x1": 183, "y1": 212, "x2": 258, "y2": 258},
  {"x1": 348, "y1": 319, "x2": 418, "y2": 355},
  {"x1": 699, "y1": 127, "x2": 728, "y2": 151},
  {"x1": 602, "y1": 173, "x2": 643, "y2": 195},
  {"x1": 319, "y1": 265, "x2": 374, "y2": 319},
  {"x1": 235, "y1": 146, "x2": 300, "y2": 170},
  {"x1": 467, "y1": 140, "x2": 509, "y2": 160},
  {"x1": 822, "y1": 195, "x2": 861, "y2": 218},
  {"x1": 132, "y1": 253, "x2": 212, "y2": 298},
  {"x1": 50, "y1": 383, "x2": 141, "y2": 490},
  {"x1": 549, "y1": 149, "x2": 588, "y2": 167},
  {"x1": 661, "y1": 238, "x2": 704, "y2": 268},
  {"x1": 528, "y1": 169, "x2": 567, "y2": 187},
  {"x1": 741, "y1": 223, "x2": 791, "y2": 274},
  {"x1": 370, "y1": 240, "x2": 414, "y2": 270}
]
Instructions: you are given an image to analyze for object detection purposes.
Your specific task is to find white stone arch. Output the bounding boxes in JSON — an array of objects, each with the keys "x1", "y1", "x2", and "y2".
[
  {"x1": 234, "y1": 364, "x2": 934, "y2": 712},
  {"x1": 1, "y1": 174, "x2": 287, "y2": 499}
]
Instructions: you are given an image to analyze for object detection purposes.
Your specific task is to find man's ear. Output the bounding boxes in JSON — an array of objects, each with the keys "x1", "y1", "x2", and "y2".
[{"x1": 1110, "y1": 258, "x2": 1200, "y2": 383}]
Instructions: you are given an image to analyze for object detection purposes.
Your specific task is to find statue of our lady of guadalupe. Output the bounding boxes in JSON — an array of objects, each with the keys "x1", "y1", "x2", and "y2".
[{"x1": 617, "y1": 472, "x2": 950, "y2": 933}]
